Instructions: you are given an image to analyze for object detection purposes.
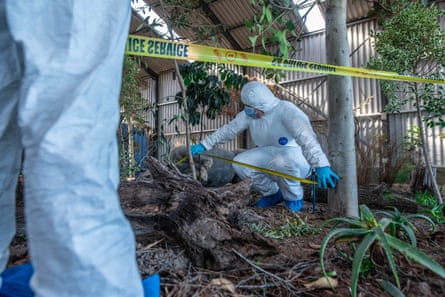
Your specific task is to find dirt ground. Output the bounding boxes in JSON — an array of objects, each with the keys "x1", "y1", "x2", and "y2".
[{"x1": 8, "y1": 181, "x2": 445, "y2": 297}]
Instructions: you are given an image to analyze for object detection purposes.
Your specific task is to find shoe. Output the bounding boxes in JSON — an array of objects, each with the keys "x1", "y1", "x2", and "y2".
[
  {"x1": 285, "y1": 200, "x2": 303, "y2": 212},
  {"x1": 255, "y1": 190, "x2": 284, "y2": 208}
]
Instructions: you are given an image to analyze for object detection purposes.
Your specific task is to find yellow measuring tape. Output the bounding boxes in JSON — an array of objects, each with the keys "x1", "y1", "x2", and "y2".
[
  {"x1": 126, "y1": 35, "x2": 445, "y2": 85},
  {"x1": 175, "y1": 153, "x2": 317, "y2": 185}
]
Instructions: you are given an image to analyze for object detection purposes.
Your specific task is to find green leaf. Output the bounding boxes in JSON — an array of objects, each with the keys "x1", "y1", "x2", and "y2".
[
  {"x1": 405, "y1": 214, "x2": 436, "y2": 233},
  {"x1": 322, "y1": 216, "x2": 366, "y2": 229},
  {"x1": 376, "y1": 210, "x2": 395, "y2": 218},
  {"x1": 244, "y1": 19, "x2": 253, "y2": 30},
  {"x1": 259, "y1": 6, "x2": 265, "y2": 23},
  {"x1": 285, "y1": 20, "x2": 296, "y2": 31},
  {"x1": 248, "y1": 35, "x2": 258, "y2": 47},
  {"x1": 265, "y1": 6, "x2": 272, "y2": 24},
  {"x1": 387, "y1": 235, "x2": 445, "y2": 278},
  {"x1": 375, "y1": 223, "x2": 400, "y2": 288},
  {"x1": 135, "y1": 22, "x2": 146, "y2": 33},
  {"x1": 351, "y1": 232, "x2": 378, "y2": 297},
  {"x1": 360, "y1": 205, "x2": 377, "y2": 226},
  {"x1": 394, "y1": 222, "x2": 417, "y2": 246},
  {"x1": 320, "y1": 227, "x2": 371, "y2": 281},
  {"x1": 377, "y1": 279, "x2": 406, "y2": 297}
]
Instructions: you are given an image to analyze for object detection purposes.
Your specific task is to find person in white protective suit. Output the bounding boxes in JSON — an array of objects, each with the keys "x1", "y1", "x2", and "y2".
[
  {"x1": 0, "y1": 1, "x2": 144, "y2": 296},
  {"x1": 191, "y1": 81, "x2": 339, "y2": 211}
]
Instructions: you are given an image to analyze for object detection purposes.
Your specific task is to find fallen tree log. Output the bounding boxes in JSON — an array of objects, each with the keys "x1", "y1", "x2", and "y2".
[
  {"x1": 303, "y1": 183, "x2": 418, "y2": 213},
  {"x1": 118, "y1": 156, "x2": 277, "y2": 271}
]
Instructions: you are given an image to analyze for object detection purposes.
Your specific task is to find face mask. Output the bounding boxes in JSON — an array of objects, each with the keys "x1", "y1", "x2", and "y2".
[{"x1": 244, "y1": 106, "x2": 256, "y2": 118}]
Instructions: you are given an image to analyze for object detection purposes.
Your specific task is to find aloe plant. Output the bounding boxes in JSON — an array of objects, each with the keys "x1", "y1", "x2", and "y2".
[
  {"x1": 376, "y1": 207, "x2": 435, "y2": 245},
  {"x1": 320, "y1": 204, "x2": 445, "y2": 297}
]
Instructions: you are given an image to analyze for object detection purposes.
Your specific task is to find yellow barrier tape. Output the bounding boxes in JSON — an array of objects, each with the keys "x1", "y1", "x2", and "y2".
[
  {"x1": 175, "y1": 153, "x2": 317, "y2": 185},
  {"x1": 126, "y1": 35, "x2": 445, "y2": 85},
  {"x1": 175, "y1": 155, "x2": 189, "y2": 166}
]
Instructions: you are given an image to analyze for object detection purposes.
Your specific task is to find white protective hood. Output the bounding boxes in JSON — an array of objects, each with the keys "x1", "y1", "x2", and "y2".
[{"x1": 240, "y1": 81, "x2": 279, "y2": 113}]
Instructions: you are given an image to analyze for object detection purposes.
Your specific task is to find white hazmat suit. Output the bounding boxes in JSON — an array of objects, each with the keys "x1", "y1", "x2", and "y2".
[
  {"x1": 0, "y1": 1, "x2": 143, "y2": 296},
  {"x1": 199, "y1": 81, "x2": 331, "y2": 205}
]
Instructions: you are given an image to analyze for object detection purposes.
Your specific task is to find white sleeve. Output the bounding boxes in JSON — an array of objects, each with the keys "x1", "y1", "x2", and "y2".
[
  {"x1": 283, "y1": 105, "x2": 330, "y2": 168},
  {"x1": 201, "y1": 112, "x2": 249, "y2": 150}
]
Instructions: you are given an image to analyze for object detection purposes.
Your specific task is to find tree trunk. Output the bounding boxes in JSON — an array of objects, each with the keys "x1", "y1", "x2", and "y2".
[
  {"x1": 414, "y1": 88, "x2": 443, "y2": 203},
  {"x1": 173, "y1": 60, "x2": 198, "y2": 180},
  {"x1": 127, "y1": 117, "x2": 135, "y2": 179},
  {"x1": 325, "y1": 0, "x2": 359, "y2": 217}
]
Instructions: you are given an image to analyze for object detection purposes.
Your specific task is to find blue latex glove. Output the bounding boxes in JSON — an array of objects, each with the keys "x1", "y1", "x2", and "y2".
[
  {"x1": 143, "y1": 274, "x2": 161, "y2": 297},
  {"x1": 0, "y1": 263, "x2": 34, "y2": 297},
  {"x1": 315, "y1": 166, "x2": 340, "y2": 189},
  {"x1": 190, "y1": 144, "x2": 206, "y2": 156}
]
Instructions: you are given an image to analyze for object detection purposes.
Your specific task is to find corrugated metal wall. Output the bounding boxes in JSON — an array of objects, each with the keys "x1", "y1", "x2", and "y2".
[
  {"x1": 141, "y1": 18, "x2": 445, "y2": 167},
  {"x1": 139, "y1": 76, "x2": 156, "y2": 127},
  {"x1": 140, "y1": 69, "x2": 243, "y2": 160}
]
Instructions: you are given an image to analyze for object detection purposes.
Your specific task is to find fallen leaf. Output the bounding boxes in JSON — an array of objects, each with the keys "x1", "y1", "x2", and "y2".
[
  {"x1": 210, "y1": 278, "x2": 236, "y2": 293},
  {"x1": 304, "y1": 276, "x2": 338, "y2": 289},
  {"x1": 308, "y1": 242, "x2": 321, "y2": 249}
]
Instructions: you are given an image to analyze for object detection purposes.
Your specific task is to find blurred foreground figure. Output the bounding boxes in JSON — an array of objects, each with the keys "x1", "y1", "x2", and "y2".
[
  {"x1": 0, "y1": 1, "x2": 144, "y2": 296},
  {"x1": 191, "y1": 81, "x2": 339, "y2": 212}
]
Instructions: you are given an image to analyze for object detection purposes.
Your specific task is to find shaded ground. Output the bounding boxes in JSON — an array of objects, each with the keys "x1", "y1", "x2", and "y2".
[{"x1": 9, "y1": 179, "x2": 445, "y2": 297}]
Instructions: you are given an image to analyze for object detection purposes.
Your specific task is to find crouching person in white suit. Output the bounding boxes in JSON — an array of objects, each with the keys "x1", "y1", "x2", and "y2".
[{"x1": 190, "y1": 81, "x2": 339, "y2": 212}]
